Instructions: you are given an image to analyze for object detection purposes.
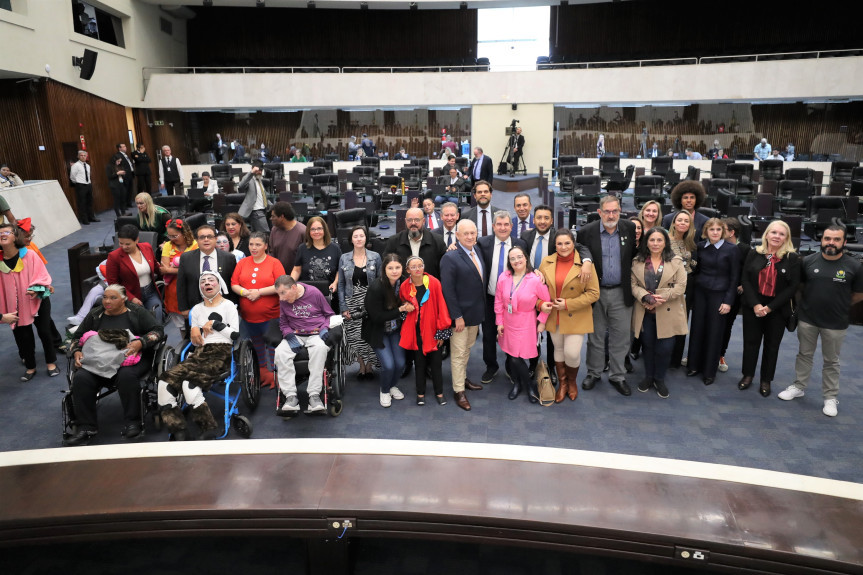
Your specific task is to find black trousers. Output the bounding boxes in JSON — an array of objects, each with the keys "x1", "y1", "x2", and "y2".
[
  {"x1": 71, "y1": 359, "x2": 151, "y2": 431},
  {"x1": 12, "y1": 301, "x2": 58, "y2": 370},
  {"x1": 74, "y1": 182, "x2": 94, "y2": 223},
  {"x1": 124, "y1": 176, "x2": 135, "y2": 204},
  {"x1": 414, "y1": 324, "x2": 443, "y2": 397},
  {"x1": 720, "y1": 294, "x2": 742, "y2": 356},
  {"x1": 163, "y1": 180, "x2": 182, "y2": 196},
  {"x1": 482, "y1": 293, "x2": 500, "y2": 372},
  {"x1": 741, "y1": 294, "x2": 787, "y2": 382},
  {"x1": 136, "y1": 173, "x2": 152, "y2": 196},
  {"x1": 687, "y1": 289, "x2": 726, "y2": 379},
  {"x1": 110, "y1": 184, "x2": 126, "y2": 217},
  {"x1": 669, "y1": 277, "x2": 695, "y2": 367}
]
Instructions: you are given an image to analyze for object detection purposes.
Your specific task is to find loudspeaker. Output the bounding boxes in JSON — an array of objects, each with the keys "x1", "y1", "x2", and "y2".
[
  {"x1": 512, "y1": 103, "x2": 517, "y2": 111},
  {"x1": 72, "y1": 50, "x2": 98, "y2": 81}
]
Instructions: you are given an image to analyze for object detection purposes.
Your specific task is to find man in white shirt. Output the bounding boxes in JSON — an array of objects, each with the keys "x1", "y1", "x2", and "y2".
[
  {"x1": 69, "y1": 150, "x2": 98, "y2": 225},
  {"x1": 237, "y1": 160, "x2": 270, "y2": 232},
  {"x1": 158, "y1": 145, "x2": 184, "y2": 196},
  {"x1": 116, "y1": 143, "x2": 135, "y2": 205},
  {"x1": 478, "y1": 211, "x2": 527, "y2": 385},
  {"x1": 461, "y1": 181, "x2": 503, "y2": 238},
  {"x1": 432, "y1": 202, "x2": 459, "y2": 248},
  {"x1": 511, "y1": 193, "x2": 534, "y2": 239}
]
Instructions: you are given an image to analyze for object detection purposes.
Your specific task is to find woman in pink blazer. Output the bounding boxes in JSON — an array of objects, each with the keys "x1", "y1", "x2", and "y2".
[{"x1": 494, "y1": 245, "x2": 551, "y2": 403}]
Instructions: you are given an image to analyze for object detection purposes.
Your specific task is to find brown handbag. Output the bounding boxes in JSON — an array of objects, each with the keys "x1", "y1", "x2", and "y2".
[{"x1": 534, "y1": 359, "x2": 556, "y2": 406}]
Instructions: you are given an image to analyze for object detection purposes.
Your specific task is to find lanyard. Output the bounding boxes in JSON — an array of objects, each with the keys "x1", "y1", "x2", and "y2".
[{"x1": 509, "y1": 273, "x2": 527, "y2": 304}]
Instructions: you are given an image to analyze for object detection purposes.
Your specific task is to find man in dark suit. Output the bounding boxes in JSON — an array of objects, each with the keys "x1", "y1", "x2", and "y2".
[
  {"x1": 421, "y1": 196, "x2": 442, "y2": 231},
  {"x1": 441, "y1": 219, "x2": 487, "y2": 411},
  {"x1": 510, "y1": 193, "x2": 534, "y2": 240},
  {"x1": 478, "y1": 211, "x2": 527, "y2": 388},
  {"x1": 661, "y1": 180, "x2": 709, "y2": 239},
  {"x1": 578, "y1": 196, "x2": 638, "y2": 396},
  {"x1": 432, "y1": 202, "x2": 460, "y2": 249},
  {"x1": 461, "y1": 180, "x2": 504, "y2": 239},
  {"x1": 116, "y1": 143, "x2": 135, "y2": 206},
  {"x1": 523, "y1": 204, "x2": 593, "y2": 382},
  {"x1": 468, "y1": 146, "x2": 494, "y2": 186},
  {"x1": 177, "y1": 224, "x2": 237, "y2": 318},
  {"x1": 384, "y1": 207, "x2": 446, "y2": 279}
]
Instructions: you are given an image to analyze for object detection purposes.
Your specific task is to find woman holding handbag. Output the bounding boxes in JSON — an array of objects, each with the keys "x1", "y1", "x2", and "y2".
[
  {"x1": 494, "y1": 245, "x2": 551, "y2": 403},
  {"x1": 536, "y1": 229, "x2": 600, "y2": 403}
]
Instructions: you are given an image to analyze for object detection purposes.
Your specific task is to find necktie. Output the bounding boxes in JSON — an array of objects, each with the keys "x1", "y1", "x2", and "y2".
[
  {"x1": 497, "y1": 241, "x2": 506, "y2": 279},
  {"x1": 534, "y1": 236, "x2": 544, "y2": 269},
  {"x1": 84, "y1": 162, "x2": 90, "y2": 183},
  {"x1": 428, "y1": 214, "x2": 434, "y2": 229},
  {"x1": 470, "y1": 251, "x2": 482, "y2": 279},
  {"x1": 481, "y1": 209, "x2": 488, "y2": 237},
  {"x1": 519, "y1": 219, "x2": 526, "y2": 237},
  {"x1": 257, "y1": 179, "x2": 267, "y2": 208},
  {"x1": 446, "y1": 231, "x2": 453, "y2": 247},
  {"x1": 203, "y1": 255, "x2": 211, "y2": 272}
]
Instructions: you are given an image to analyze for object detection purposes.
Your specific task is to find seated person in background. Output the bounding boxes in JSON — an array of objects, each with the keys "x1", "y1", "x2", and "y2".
[
  {"x1": 156, "y1": 272, "x2": 240, "y2": 441},
  {"x1": 685, "y1": 147, "x2": 703, "y2": 161},
  {"x1": 394, "y1": 148, "x2": 410, "y2": 160},
  {"x1": 0, "y1": 164, "x2": 24, "y2": 188},
  {"x1": 290, "y1": 148, "x2": 306, "y2": 163},
  {"x1": 273, "y1": 275, "x2": 333, "y2": 415},
  {"x1": 65, "y1": 284, "x2": 164, "y2": 446},
  {"x1": 421, "y1": 197, "x2": 442, "y2": 231},
  {"x1": 436, "y1": 166, "x2": 466, "y2": 204},
  {"x1": 770, "y1": 149, "x2": 784, "y2": 161},
  {"x1": 197, "y1": 171, "x2": 219, "y2": 198}
]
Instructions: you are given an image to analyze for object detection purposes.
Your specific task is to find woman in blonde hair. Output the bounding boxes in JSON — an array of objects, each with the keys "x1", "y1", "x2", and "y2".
[
  {"x1": 667, "y1": 210, "x2": 697, "y2": 368},
  {"x1": 738, "y1": 220, "x2": 800, "y2": 397},
  {"x1": 134, "y1": 192, "x2": 171, "y2": 243}
]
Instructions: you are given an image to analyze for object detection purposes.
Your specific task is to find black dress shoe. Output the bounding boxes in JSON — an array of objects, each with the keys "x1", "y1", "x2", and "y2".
[
  {"x1": 122, "y1": 423, "x2": 143, "y2": 439},
  {"x1": 20, "y1": 371, "x2": 36, "y2": 382},
  {"x1": 481, "y1": 367, "x2": 498, "y2": 384},
  {"x1": 624, "y1": 355, "x2": 634, "y2": 373},
  {"x1": 610, "y1": 379, "x2": 632, "y2": 396},
  {"x1": 759, "y1": 380, "x2": 771, "y2": 397},
  {"x1": 581, "y1": 374, "x2": 599, "y2": 390},
  {"x1": 63, "y1": 429, "x2": 97, "y2": 447},
  {"x1": 508, "y1": 382, "x2": 521, "y2": 400},
  {"x1": 89, "y1": 218, "x2": 101, "y2": 222},
  {"x1": 686, "y1": 369, "x2": 699, "y2": 377},
  {"x1": 703, "y1": 377, "x2": 715, "y2": 386},
  {"x1": 738, "y1": 376, "x2": 753, "y2": 390},
  {"x1": 464, "y1": 378, "x2": 483, "y2": 391},
  {"x1": 435, "y1": 395, "x2": 447, "y2": 406},
  {"x1": 80, "y1": 220, "x2": 91, "y2": 226}
]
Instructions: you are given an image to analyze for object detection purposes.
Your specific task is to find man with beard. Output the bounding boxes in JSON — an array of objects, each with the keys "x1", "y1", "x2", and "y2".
[
  {"x1": 461, "y1": 180, "x2": 503, "y2": 238},
  {"x1": 777, "y1": 225, "x2": 863, "y2": 417},
  {"x1": 384, "y1": 207, "x2": 446, "y2": 279},
  {"x1": 238, "y1": 159, "x2": 270, "y2": 232}
]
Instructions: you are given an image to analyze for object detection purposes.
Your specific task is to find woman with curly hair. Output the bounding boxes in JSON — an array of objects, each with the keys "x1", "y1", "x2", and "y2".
[{"x1": 159, "y1": 218, "x2": 197, "y2": 329}]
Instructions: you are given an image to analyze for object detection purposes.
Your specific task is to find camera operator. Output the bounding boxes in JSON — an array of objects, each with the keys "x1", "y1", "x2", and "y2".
[{"x1": 512, "y1": 125, "x2": 524, "y2": 173}]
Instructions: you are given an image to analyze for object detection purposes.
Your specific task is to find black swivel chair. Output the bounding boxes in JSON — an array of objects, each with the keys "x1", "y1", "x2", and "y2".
[
  {"x1": 759, "y1": 160, "x2": 784, "y2": 182},
  {"x1": 727, "y1": 163, "x2": 757, "y2": 198},
  {"x1": 803, "y1": 195, "x2": 847, "y2": 240},
  {"x1": 685, "y1": 165, "x2": 701, "y2": 181},
  {"x1": 361, "y1": 156, "x2": 381, "y2": 178},
  {"x1": 604, "y1": 164, "x2": 634, "y2": 196},
  {"x1": 400, "y1": 165, "x2": 423, "y2": 191},
  {"x1": 572, "y1": 175, "x2": 602, "y2": 206},
  {"x1": 154, "y1": 195, "x2": 189, "y2": 218},
  {"x1": 599, "y1": 156, "x2": 622, "y2": 178},
  {"x1": 334, "y1": 208, "x2": 371, "y2": 252},
  {"x1": 777, "y1": 180, "x2": 812, "y2": 215},
  {"x1": 312, "y1": 174, "x2": 340, "y2": 211},
  {"x1": 559, "y1": 165, "x2": 584, "y2": 196},
  {"x1": 375, "y1": 175, "x2": 403, "y2": 219},
  {"x1": 651, "y1": 156, "x2": 674, "y2": 177},
  {"x1": 830, "y1": 161, "x2": 859, "y2": 191},
  {"x1": 710, "y1": 158, "x2": 734, "y2": 179},
  {"x1": 633, "y1": 175, "x2": 663, "y2": 209},
  {"x1": 784, "y1": 168, "x2": 814, "y2": 184},
  {"x1": 558, "y1": 155, "x2": 579, "y2": 166},
  {"x1": 314, "y1": 159, "x2": 334, "y2": 173}
]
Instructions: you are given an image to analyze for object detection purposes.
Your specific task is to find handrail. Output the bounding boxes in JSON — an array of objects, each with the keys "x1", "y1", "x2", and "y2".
[{"x1": 698, "y1": 47, "x2": 863, "y2": 64}]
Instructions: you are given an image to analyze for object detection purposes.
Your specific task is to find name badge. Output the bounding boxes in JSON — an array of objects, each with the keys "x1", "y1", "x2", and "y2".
[
  {"x1": 167, "y1": 167, "x2": 171, "y2": 172},
  {"x1": 507, "y1": 304, "x2": 513, "y2": 314}
]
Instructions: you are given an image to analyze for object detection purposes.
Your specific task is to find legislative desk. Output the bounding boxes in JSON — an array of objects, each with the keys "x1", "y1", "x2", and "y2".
[{"x1": 1, "y1": 440, "x2": 860, "y2": 574}]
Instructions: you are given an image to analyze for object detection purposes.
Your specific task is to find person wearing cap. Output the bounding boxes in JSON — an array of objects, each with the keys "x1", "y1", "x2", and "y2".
[
  {"x1": 156, "y1": 271, "x2": 240, "y2": 441},
  {"x1": 237, "y1": 160, "x2": 270, "y2": 233}
]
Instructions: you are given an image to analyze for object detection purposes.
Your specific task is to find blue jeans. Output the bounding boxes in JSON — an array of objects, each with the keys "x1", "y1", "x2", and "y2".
[
  {"x1": 375, "y1": 332, "x2": 405, "y2": 394},
  {"x1": 140, "y1": 283, "x2": 162, "y2": 323},
  {"x1": 640, "y1": 313, "x2": 675, "y2": 381}
]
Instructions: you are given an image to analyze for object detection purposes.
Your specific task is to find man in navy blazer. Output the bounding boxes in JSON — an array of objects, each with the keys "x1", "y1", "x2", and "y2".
[
  {"x1": 468, "y1": 146, "x2": 494, "y2": 186},
  {"x1": 478, "y1": 211, "x2": 527, "y2": 386},
  {"x1": 441, "y1": 219, "x2": 487, "y2": 411},
  {"x1": 432, "y1": 202, "x2": 460, "y2": 248},
  {"x1": 510, "y1": 193, "x2": 534, "y2": 240},
  {"x1": 177, "y1": 224, "x2": 237, "y2": 317}
]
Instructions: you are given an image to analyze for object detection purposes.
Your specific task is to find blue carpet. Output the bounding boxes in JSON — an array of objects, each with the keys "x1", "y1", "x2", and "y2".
[{"x1": 2, "y1": 192, "x2": 861, "y2": 485}]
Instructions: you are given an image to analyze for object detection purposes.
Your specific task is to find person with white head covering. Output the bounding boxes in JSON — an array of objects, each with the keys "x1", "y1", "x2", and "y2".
[{"x1": 156, "y1": 271, "x2": 240, "y2": 441}]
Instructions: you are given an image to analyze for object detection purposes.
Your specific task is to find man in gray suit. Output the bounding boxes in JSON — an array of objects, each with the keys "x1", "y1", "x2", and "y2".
[
  {"x1": 238, "y1": 160, "x2": 270, "y2": 232},
  {"x1": 460, "y1": 180, "x2": 504, "y2": 239}
]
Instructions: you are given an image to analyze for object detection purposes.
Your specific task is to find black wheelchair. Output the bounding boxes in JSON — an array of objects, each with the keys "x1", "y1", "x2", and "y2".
[
  {"x1": 164, "y1": 335, "x2": 262, "y2": 439},
  {"x1": 61, "y1": 334, "x2": 175, "y2": 444},
  {"x1": 264, "y1": 282, "x2": 346, "y2": 418}
]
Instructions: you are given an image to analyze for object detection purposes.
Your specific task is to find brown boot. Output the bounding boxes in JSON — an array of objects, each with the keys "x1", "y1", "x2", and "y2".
[
  {"x1": 160, "y1": 405, "x2": 187, "y2": 441},
  {"x1": 554, "y1": 362, "x2": 568, "y2": 403},
  {"x1": 190, "y1": 403, "x2": 219, "y2": 440},
  {"x1": 566, "y1": 366, "x2": 579, "y2": 400}
]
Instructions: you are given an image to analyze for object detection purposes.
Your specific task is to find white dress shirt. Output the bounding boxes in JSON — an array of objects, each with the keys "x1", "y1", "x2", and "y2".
[{"x1": 488, "y1": 236, "x2": 512, "y2": 296}]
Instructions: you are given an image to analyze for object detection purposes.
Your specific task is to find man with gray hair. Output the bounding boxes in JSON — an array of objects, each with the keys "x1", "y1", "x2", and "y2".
[
  {"x1": 384, "y1": 206, "x2": 446, "y2": 279},
  {"x1": 238, "y1": 159, "x2": 271, "y2": 233},
  {"x1": 478, "y1": 210, "x2": 526, "y2": 385},
  {"x1": 754, "y1": 138, "x2": 772, "y2": 161}
]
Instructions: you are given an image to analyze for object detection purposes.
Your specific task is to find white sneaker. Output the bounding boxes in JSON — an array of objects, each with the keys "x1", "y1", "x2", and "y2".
[
  {"x1": 306, "y1": 395, "x2": 325, "y2": 413},
  {"x1": 389, "y1": 386, "x2": 405, "y2": 400},
  {"x1": 680, "y1": 358, "x2": 688, "y2": 367},
  {"x1": 778, "y1": 386, "x2": 805, "y2": 401},
  {"x1": 823, "y1": 399, "x2": 838, "y2": 417},
  {"x1": 718, "y1": 357, "x2": 728, "y2": 372},
  {"x1": 380, "y1": 392, "x2": 392, "y2": 408}
]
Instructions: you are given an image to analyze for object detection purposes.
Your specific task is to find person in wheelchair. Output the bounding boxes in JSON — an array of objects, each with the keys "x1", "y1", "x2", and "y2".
[
  {"x1": 64, "y1": 284, "x2": 164, "y2": 446},
  {"x1": 273, "y1": 275, "x2": 333, "y2": 415},
  {"x1": 156, "y1": 271, "x2": 240, "y2": 441}
]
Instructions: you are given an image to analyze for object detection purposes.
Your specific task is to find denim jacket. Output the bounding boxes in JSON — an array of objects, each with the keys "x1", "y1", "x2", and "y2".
[{"x1": 337, "y1": 250, "x2": 382, "y2": 311}]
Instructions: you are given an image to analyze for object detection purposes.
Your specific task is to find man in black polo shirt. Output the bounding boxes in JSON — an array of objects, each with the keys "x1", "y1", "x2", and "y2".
[{"x1": 778, "y1": 225, "x2": 863, "y2": 417}]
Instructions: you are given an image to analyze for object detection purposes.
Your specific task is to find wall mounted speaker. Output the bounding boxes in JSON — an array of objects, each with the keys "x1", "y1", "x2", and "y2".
[{"x1": 72, "y1": 49, "x2": 98, "y2": 81}]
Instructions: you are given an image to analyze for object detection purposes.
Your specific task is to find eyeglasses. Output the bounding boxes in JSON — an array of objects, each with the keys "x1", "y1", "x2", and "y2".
[
  {"x1": 167, "y1": 234, "x2": 181, "y2": 240},
  {"x1": 197, "y1": 235, "x2": 215, "y2": 240},
  {"x1": 408, "y1": 264, "x2": 425, "y2": 270},
  {"x1": 309, "y1": 227, "x2": 324, "y2": 232},
  {"x1": 405, "y1": 217, "x2": 423, "y2": 223},
  {"x1": 509, "y1": 254, "x2": 526, "y2": 261},
  {"x1": 601, "y1": 209, "x2": 621, "y2": 216},
  {"x1": 0, "y1": 231, "x2": 12, "y2": 237}
]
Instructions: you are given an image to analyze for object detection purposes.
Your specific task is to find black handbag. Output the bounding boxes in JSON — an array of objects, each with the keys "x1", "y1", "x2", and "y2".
[{"x1": 786, "y1": 299, "x2": 798, "y2": 332}]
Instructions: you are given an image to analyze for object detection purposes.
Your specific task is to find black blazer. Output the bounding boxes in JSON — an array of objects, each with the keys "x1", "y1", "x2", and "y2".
[
  {"x1": 693, "y1": 241, "x2": 740, "y2": 305},
  {"x1": 662, "y1": 210, "x2": 710, "y2": 241},
  {"x1": 383, "y1": 230, "x2": 446, "y2": 279},
  {"x1": 741, "y1": 249, "x2": 801, "y2": 317},
  {"x1": 440, "y1": 246, "x2": 488, "y2": 326},
  {"x1": 176, "y1": 249, "x2": 237, "y2": 313},
  {"x1": 477, "y1": 235, "x2": 527, "y2": 292},
  {"x1": 468, "y1": 155, "x2": 494, "y2": 185},
  {"x1": 578, "y1": 219, "x2": 638, "y2": 306},
  {"x1": 361, "y1": 277, "x2": 403, "y2": 349}
]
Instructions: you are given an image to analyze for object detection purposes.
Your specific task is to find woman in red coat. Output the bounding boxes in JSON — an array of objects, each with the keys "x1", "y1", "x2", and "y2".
[
  {"x1": 399, "y1": 255, "x2": 452, "y2": 405},
  {"x1": 106, "y1": 224, "x2": 161, "y2": 322}
]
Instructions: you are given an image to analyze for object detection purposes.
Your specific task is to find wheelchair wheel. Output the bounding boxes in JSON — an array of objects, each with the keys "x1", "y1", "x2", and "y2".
[
  {"x1": 330, "y1": 338, "x2": 346, "y2": 400},
  {"x1": 237, "y1": 340, "x2": 261, "y2": 411},
  {"x1": 61, "y1": 392, "x2": 75, "y2": 439},
  {"x1": 231, "y1": 414, "x2": 253, "y2": 438},
  {"x1": 156, "y1": 346, "x2": 178, "y2": 380},
  {"x1": 327, "y1": 399, "x2": 343, "y2": 417}
]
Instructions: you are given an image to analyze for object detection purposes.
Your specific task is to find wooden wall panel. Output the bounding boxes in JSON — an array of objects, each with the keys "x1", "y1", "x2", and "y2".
[
  {"x1": 550, "y1": 2, "x2": 859, "y2": 62},
  {"x1": 187, "y1": 7, "x2": 478, "y2": 67}
]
